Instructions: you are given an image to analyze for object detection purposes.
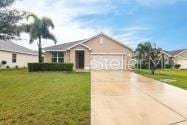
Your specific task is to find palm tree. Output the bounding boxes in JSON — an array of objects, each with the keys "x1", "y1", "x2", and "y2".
[
  {"x1": 24, "y1": 14, "x2": 57, "y2": 63},
  {"x1": 135, "y1": 42, "x2": 153, "y2": 69},
  {"x1": 136, "y1": 42, "x2": 152, "y2": 59}
]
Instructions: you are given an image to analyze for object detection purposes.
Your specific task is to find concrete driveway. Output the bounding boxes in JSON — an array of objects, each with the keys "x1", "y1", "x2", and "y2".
[{"x1": 91, "y1": 71, "x2": 187, "y2": 125}]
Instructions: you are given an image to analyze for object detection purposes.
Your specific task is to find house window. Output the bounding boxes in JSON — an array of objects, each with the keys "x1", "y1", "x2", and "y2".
[
  {"x1": 12, "y1": 53, "x2": 17, "y2": 63},
  {"x1": 58, "y1": 52, "x2": 64, "y2": 63},
  {"x1": 51, "y1": 52, "x2": 64, "y2": 63},
  {"x1": 51, "y1": 52, "x2": 58, "y2": 63}
]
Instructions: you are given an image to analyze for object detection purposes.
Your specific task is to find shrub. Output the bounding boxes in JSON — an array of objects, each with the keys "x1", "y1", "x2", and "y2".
[
  {"x1": 1, "y1": 61, "x2": 7, "y2": 65},
  {"x1": 15, "y1": 65, "x2": 18, "y2": 69},
  {"x1": 135, "y1": 64, "x2": 149, "y2": 69},
  {"x1": 28, "y1": 63, "x2": 74, "y2": 72},
  {"x1": 165, "y1": 64, "x2": 171, "y2": 69},
  {"x1": 6, "y1": 66, "x2": 9, "y2": 69},
  {"x1": 174, "y1": 64, "x2": 181, "y2": 69}
]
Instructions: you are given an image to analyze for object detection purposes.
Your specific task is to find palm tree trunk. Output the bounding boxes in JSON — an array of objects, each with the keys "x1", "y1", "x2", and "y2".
[{"x1": 38, "y1": 36, "x2": 42, "y2": 63}]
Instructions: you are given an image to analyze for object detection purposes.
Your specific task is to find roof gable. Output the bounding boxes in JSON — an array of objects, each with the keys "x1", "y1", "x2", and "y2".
[
  {"x1": 44, "y1": 33, "x2": 132, "y2": 52},
  {"x1": 68, "y1": 43, "x2": 91, "y2": 50},
  {"x1": 67, "y1": 32, "x2": 132, "y2": 50},
  {"x1": 161, "y1": 49, "x2": 187, "y2": 58},
  {"x1": 165, "y1": 49, "x2": 187, "y2": 57},
  {"x1": 173, "y1": 49, "x2": 187, "y2": 58}
]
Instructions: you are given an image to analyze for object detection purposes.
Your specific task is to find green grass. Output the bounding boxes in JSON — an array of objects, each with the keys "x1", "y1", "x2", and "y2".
[
  {"x1": 0, "y1": 69, "x2": 90, "y2": 125},
  {"x1": 135, "y1": 69, "x2": 187, "y2": 90}
]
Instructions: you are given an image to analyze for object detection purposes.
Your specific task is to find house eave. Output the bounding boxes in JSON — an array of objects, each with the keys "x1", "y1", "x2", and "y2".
[
  {"x1": 0, "y1": 49, "x2": 38, "y2": 56},
  {"x1": 44, "y1": 50, "x2": 66, "y2": 52}
]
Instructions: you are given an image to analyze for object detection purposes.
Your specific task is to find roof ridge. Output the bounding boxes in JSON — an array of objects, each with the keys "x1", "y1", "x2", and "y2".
[{"x1": 43, "y1": 39, "x2": 85, "y2": 49}]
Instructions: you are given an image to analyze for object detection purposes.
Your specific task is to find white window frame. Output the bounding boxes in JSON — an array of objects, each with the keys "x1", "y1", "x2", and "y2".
[
  {"x1": 51, "y1": 52, "x2": 64, "y2": 63},
  {"x1": 12, "y1": 53, "x2": 17, "y2": 63}
]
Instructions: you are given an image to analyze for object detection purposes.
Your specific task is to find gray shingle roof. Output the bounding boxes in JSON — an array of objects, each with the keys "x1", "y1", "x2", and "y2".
[
  {"x1": 165, "y1": 49, "x2": 187, "y2": 56},
  {"x1": 0, "y1": 40, "x2": 38, "y2": 55},
  {"x1": 43, "y1": 39, "x2": 85, "y2": 51}
]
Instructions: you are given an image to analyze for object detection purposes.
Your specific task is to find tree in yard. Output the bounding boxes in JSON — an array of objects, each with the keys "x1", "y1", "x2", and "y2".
[
  {"x1": 23, "y1": 14, "x2": 57, "y2": 63},
  {"x1": 0, "y1": 0, "x2": 25, "y2": 40},
  {"x1": 148, "y1": 47, "x2": 162, "y2": 75},
  {"x1": 135, "y1": 42, "x2": 162, "y2": 75}
]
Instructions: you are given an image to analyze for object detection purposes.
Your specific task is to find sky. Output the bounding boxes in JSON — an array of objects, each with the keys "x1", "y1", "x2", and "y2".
[{"x1": 12, "y1": 0, "x2": 187, "y2": 51}]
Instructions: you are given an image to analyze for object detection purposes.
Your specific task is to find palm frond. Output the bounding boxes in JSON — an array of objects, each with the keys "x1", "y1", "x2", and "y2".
[
  {"x1": 43, "y1": 32, "x2": 57, "y2": 44},
  {"x1": 26, "y1": 13, "x2": 39, "y2": 21},
  {"x1": 42, "y1": 17, "x2": 55, "y2": 29}
]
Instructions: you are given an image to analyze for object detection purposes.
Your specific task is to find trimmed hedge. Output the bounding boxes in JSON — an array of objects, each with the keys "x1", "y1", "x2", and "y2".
[
  {"x1": 28, "y1": 63, "x2": 74, "y2": 72},
  {"x1": 165, "y1": 64, "x2": 172, "y2": 69},
  {"x1": 135, "y1": 64, "x2": 149, "y2": 69}
]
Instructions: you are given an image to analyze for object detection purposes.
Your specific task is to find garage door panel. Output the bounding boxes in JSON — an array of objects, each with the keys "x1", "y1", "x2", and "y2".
[{"x1": 91, "y1": 54, "x2": 124, "y2": 70}]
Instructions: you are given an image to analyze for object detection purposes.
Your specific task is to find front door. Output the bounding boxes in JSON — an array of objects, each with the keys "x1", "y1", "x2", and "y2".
[{"x1": 76, "y1": 51, "x2": 85, "y2": 69}]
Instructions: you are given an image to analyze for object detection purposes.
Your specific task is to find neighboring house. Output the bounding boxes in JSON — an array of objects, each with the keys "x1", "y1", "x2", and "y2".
[
  {"x1": 44, "y1": 33, "x2": 133, "y2": 71},
  {"x1": 162, "y1": 49, "x2": 187, "y2": 69},
  {"x1": 0, "y1": 40, "x2": 38, "y2": 68}
]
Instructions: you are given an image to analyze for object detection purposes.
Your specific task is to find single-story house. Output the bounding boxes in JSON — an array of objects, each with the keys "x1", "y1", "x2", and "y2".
[
  {"x1": 0, "y1": 40, "x2": 38, "y2": 68},
  {"x1": 162, "y1": 49, "x2": 187, "y2": 69},
  {"x1": 44, "y1": 33, "x2": 133, "y2": 71}
]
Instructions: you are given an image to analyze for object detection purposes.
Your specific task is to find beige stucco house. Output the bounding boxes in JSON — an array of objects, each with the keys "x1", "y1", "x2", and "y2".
[
  {"x1": 162, "y1": 49, "x2": 187, "y2": 69},
  {"x1": 0, "y1": 40, "x2": 38, "y2": 68},
  {"x1": 44, "y1": 33, "x2": 133, "y2": 71}
]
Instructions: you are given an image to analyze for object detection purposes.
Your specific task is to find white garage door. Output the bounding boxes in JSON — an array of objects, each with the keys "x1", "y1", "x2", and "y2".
[
  {"x1": 91, "y1": 54, "x2": 124, "y2": 70},
  {"x1": 177, "y1": 59, "x2": 187, "y2": 69}
]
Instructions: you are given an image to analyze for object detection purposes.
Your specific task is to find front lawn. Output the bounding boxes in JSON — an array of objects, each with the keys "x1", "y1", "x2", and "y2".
[
  {"x1": 135, "y1": 69, "x2": 187, "y2": 90},
  {"x1": 0, "y1": 69, "x2": 90, "y2": 125}
]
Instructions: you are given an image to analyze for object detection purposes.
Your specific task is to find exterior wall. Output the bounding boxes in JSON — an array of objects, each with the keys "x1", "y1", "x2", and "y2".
[
  {"x1": 175, "y1": 59, "x2": 187, "y2": 69},
  {"x1": 64, "y1": 51, "x2": 70, "y2": 62},
  {"x1": 174, "y1": 51, "x2": 187, "y2": 69},
  {"x1": 44, "y1": 51, "x2": 52, "y2": 62},
  {"x1": 0, "y1": 50, "x2": 38, "y2": 68},
  {"x1": 69, "y1": 45, "x2": 90, "y2": 70},
  {"x1": 84, "y1": 35, "x2": 132, "y2": 70}
]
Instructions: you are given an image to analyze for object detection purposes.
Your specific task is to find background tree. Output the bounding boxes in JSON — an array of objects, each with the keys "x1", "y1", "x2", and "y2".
[
  {"x1": 135, "y1": 42, "x2": 153, "y2": 68},
  {"x1": 0, "y1": 0, "x2": 25, "y2": 40},
  {"x1": 23, "y1": 14, "x2": 57, "y2": 63},
  {"x1": 135, "y1": 42, "x2": 162, "y2": 75},
  {"x1": 148, "y1": 47, "x2": 162, "y2": 75},
  {"x1": 136, "y1": 42, "x2": 152, "y2": 60}
]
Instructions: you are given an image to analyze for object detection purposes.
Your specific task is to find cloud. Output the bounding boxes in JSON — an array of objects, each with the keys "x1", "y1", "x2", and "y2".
[
  {"x1": 114, "y1": 26, "x2": 152, "y2": 49},
  {"x1": 12, "y1": 0, "x2": 114, "y2": 50}
]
